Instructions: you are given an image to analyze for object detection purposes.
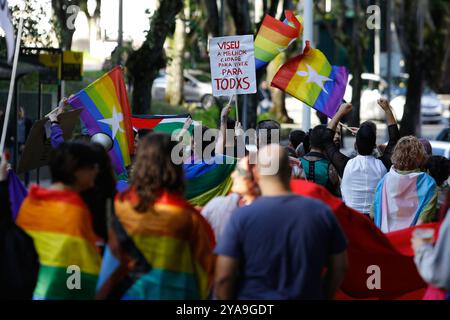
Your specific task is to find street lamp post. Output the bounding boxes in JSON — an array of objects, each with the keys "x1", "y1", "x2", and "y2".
[{"x1": 302, "y1": 0, "x2": 313, "y2": 131}]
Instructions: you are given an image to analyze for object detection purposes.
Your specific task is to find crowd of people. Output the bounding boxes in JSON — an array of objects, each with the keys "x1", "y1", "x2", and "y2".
[{"x1": 1, "y1": 97, "x2": 450, "y2": 300}]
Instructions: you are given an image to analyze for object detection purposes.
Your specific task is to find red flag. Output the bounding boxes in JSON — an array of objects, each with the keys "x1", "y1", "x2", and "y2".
[{"x1": 291, "y1": 179, "x2": 440, "y2": 300}]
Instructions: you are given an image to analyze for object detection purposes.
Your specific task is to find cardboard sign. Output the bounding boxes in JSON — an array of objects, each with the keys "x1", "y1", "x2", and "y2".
[
  {"x1": 17, "y1": 108, "x2": 82, "y2": 174},
  {"x1": 209, "y1": 35, "x2": 257, "y2": 96}
]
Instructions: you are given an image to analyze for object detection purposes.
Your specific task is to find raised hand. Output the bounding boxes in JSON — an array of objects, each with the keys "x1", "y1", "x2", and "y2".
[
  {"x1": 377, "y1": 98, "x2": 391, "y2": 112},
  {"x1": 338, "y1": 102, "x2": 353, "y2": 115}
]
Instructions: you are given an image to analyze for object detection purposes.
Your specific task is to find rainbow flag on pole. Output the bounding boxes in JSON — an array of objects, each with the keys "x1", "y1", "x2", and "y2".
[
  {"x1": 254, "y1": 10, "x2": 303, "y2": 70},
  {"x1": 271, "y1": 41, "x2": 349, "y2": 118},
  {"x1": 68, "y1": 66, "x2": 134, "y2": 176},
  {"x1": 16, "y1": 186, "x2": 102, "y2": 300}
]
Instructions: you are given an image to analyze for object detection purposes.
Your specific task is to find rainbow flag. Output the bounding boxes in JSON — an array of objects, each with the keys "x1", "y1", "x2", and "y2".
[
  {"x1": 68, "y1": 66, "x2": 134, "y2": 176},
  {"x1": 131, "y1": 114, "x2": 195, "y2": 135},
  {"x1": 16, "y1": 185, "x2": 102, "y2": 300},
  {"x1": 97, "y1": 189, "x2": 216, "y2": 299},
  {"x1": 271, "y1": 41, "x2": 349, "y2": 118},
  {"x1": 254, "y1": 10, "x2": 303, "y2": 70},
  {"x1": 184, "y1": 155, "x2": 237, "y2": 207}
]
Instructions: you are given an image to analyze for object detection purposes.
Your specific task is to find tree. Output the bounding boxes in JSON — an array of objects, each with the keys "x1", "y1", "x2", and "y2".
[
  {"x1": 166, "y1": 1, "x2": 188, "y2": 106},
  {"x1": 394, "y1": 0, "x2": 450, "y2": 136},
  {"x1": 315, "y1": 0, "x2": 371, "y2": 127},
  {"x1": 126, "y1": 0, "x2": 183, "y2": 114},
  {"x1": 51, "y1": 0, "x2": 101, "y2": 50}
]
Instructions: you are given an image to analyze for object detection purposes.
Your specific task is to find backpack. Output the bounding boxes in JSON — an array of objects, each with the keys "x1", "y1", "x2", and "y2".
[{"x1": 300, "y1": 152, "x2": 337, "y2": 196}]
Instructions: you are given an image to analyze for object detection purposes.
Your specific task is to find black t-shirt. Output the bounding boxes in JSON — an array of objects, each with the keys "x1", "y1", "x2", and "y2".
[{"x1": 215, "y1": 194, "x2": 347, "y2": 299}]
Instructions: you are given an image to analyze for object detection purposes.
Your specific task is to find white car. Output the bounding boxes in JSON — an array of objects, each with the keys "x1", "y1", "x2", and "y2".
[
  {"x1": 152, "y1": 71, "x2": 216, "y2": 109},
  {"x1": 390, "y1": 88, "x2": 444, "y2": 123},
  {"x1": 344, "y1": 73, "x2": 388, "y2": 121},
  {"x1": 430, "y1": 140, "x2": 450, "y2": 158}
]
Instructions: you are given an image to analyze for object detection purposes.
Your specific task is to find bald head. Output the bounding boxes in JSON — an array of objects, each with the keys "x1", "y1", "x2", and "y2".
[{"x1": 257, "y1": 144, "x2": 291, "y2": 187}]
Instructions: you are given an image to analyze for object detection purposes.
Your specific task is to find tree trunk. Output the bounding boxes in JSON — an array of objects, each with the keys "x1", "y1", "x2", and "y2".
[
  {"x1": 400, "y1": 56, "x2": 424, "y2": 136},
  {"x1": 227, "y1": 0, "x2": 258, "y2": 129},
  {"x1": 166, "y1": 12, "x2": 186, "y2": 106},
  {"x1": 348, "y1": 51, "x2": 363, "y2": 126},
  {"x1": 348, "y1": 0, "x2": 364, "y2": 127},
  {"x1": 201, "y1": 0, "x2": 220, "y2": 37},
  {"x1": 51, "y1": 0, "x2": 80, "y2": 50},
  {"x1": 126, "y1": 0, "x2": 183, "y2": 114},
  {"x1": 267, "y1": 52, "x2": 293, "y2": 123}
]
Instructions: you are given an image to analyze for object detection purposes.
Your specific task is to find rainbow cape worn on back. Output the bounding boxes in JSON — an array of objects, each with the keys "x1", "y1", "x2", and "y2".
[
  {"x1": 16, "y1": 185, "x2": 102, "y2": 300},
  {"x1": 373, "y1": 169, "x2": 437, "y2": 233},
  {"x1": 68, "y1": 66, "x2": 134, "y2": 177},
  {"x1": 184, "y1": 155, "x2": 237, "y2": 207},
  {"x1": 254, "y1": 10, "x2": 303, "y2": 70},
  {"x1": 272, "y1": 41, "x2": 348, "y2": 118},
  {"x1": 97, "y1": 189, "x2": 215, "y2": 299},
  {"x1": 131, "y1": 114, "x2": 194, "y2": 135},
  {"x1": 291, "y1": 179, "x2": 440, "y2": 300}
]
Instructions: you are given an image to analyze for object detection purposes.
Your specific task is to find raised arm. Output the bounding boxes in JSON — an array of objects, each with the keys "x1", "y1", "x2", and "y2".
[
  {"x1": 47, "y1": 98, "x2": 67, "y2": 148},
  {"x1": 322, "y1": 103, "x2": 353, "y2": 177},
  {"x1": 377, "y1": 98, "x2": 399, "y2": 170}
]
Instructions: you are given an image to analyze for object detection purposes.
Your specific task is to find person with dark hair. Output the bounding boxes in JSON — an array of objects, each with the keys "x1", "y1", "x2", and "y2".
[
  {"x1": 256, "y1": 119, "x2": 281, "y2": 147},
  {"x1": 80, "y1": 143, "x2": 117, "y2": 242},
  {"x1": 322, "y1": 99, "x2": 399, "y2": 215},
  {"x1": 0, "y1": 153, "x2": 39, "y2": 299},
  {"x1": 299, "y1": 125, "x2": 340, "y2": 196},
  {"x1": 100, "y1": 133, "x2": 215, "y2": 299},
  {"x1": 214, "y1": 144, "x2": 348, "y2": 300},
  {"x1": 425, "y1": 155, "x2": 450, "y2": 211},
  {"x1": 289, "y1": 129, "x2": 306, "y2": 151},
  {"x1": 16, "y1": 141, "x2": 102, "y2": 299},
  {"x1": 134, "y1": 128, "x2": 153, "y2": 150}
]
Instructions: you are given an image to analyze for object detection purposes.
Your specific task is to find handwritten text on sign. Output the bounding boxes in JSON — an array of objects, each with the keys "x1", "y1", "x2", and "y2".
[{"x1": 209, "y1": 35, "x2": 257, "y2": 96}]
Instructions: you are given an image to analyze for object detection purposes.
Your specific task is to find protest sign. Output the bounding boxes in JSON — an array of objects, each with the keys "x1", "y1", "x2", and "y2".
[
  {"x1": 17, "y1": 108, "x2": 82, "y2": 173},
  {"x1": 209, "y1": 35, "x2": 257, "y2": 96}
]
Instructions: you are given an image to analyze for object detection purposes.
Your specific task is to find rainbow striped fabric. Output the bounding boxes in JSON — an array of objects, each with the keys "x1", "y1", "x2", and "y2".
[
  {"x1": 131, "y1": 114, "x2": 194, "y2": 134},
  {"x1": 68, "y1": 66, "x2": 134, "y2": 176},
  {"x1": 271, "y1": 41, "x2": 349, "y2": 118},
  {"x1": 254, "y1": 10, "x2": 303, "y2": 70},
  {"x1": 184, "y1": 155, "x2": 237, "y2": 207},
  {"x1": 373, "y1": 169, "x2": 438, "y2": 232},
  {"x1": 105, "y1": 189, "x2": 216, "y2": 299},
  {"x1": 16, "y1": 185, "x2": 102, "y2": 300}
]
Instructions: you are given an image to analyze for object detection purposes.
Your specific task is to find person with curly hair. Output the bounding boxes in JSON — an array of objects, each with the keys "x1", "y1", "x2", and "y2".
[
  {"x1": 99, "y1": 132, "x2": 216, "y2": 300},
  {"x1": 372, "y1": 136, "x2": 438, "y2": 232}
]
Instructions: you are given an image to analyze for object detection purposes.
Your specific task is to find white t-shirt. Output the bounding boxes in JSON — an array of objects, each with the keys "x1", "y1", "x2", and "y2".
[
  {"x1": 341, "y1": 155, "x2": 387, "y2": 214},
  {"x1": 201, "y1": 193, "x2": 240, "y2": 242}
]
